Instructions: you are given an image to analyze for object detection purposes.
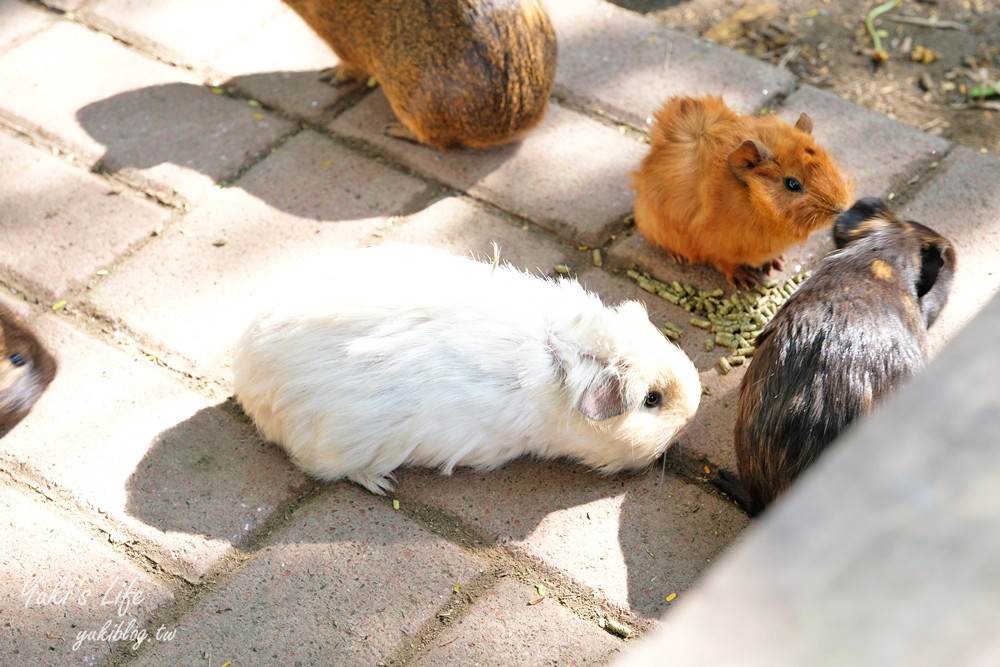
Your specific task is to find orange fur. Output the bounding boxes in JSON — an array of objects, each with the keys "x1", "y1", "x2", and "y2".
[
  {"x1": 632, "y1": 95, "x2": 854, "y2": 286},
  {"x1": 284, "y1": 0, "x2": 557, "y2": 150}
]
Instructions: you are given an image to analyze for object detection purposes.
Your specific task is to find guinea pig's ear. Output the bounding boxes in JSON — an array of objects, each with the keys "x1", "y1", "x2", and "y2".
[
  {"x1": 794, "y1": 113, "x2": 813, "y2": 134},
  {"x1": 910, "y1": 225, "x2": 956, "y2": 328},
  {"x1": 579, "y1": 360, "x2": 647, "y2": 421},
  {"x1": 578, "y1": 366, "x2": 628, "y2": 420},
  {"x1": 727, "y1": 140, "x2": 774, "y2": 183}
]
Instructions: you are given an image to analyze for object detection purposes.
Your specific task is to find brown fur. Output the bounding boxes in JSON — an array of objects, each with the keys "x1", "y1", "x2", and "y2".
[
  {"x1": 717, "y1": 198, "x2": 955, "y2": 516},
  {"x1": 632, "y1": 95, "x2": 854, "y2": 286},
  {"x1": 1, "y1": 304, "x2": 56, "y2": 437},
  {"x1": 284, "y1": 0, "x2": 557, "y2": 150}
]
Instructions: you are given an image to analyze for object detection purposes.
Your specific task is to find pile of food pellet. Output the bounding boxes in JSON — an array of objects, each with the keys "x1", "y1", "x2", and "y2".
[{"x1": 626, "y1": 269, "x2": 812, "y2": 374}]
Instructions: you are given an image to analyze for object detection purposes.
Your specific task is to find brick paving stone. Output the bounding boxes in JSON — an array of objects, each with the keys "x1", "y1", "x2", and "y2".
[
  {"x1": 89, "y1": 130, "x2": 429, "y2": 376},
  {"x1": 547, "y1": 0, "x2": 796, "y2": 128},
  {"x1": 0, "y1": 130, "x2": 170, "y2": 300},
  {"x1": 132, "y1": 483, "x2": 484, "y2": 666},
  {"x1": 0, "y1": 21, "x2": 297, "y2": 206},
  {"x1": 79, "y1": 0, "x2": 283, "y2": 67},
  {"x1": 412, "y1": 579, "x2": 622, "y2": 667},
  {"x1": 0, "y1": 0, "x2": 54, "y2": 51},
  {"x1": 779, "y1": 85, "x2": 951, "y2": 201},
  {"x1": 208, "y1": 3, "x2": 359, "y2": 125},
  {"x1": 0, "y1": 477, "x2": 174, "y2": 666},
  {"x1": 380, "y1": 196, "x2": 573, "y2": 273},
  {"x1": 0, "y1": 21, "x2": 196, "y2": 157},
  {"x1": 395, "y1": 459, "x2": 748, "y2": 620},
  {"x1": 332, "y1": 94, "x2": 647, "y2": 246},
  {"x1": 0, "y1": 314, "x2": 310, "y2": 583},
  {"x1": 900, "y1": 147, "x2": 1000, "y2": 353}
]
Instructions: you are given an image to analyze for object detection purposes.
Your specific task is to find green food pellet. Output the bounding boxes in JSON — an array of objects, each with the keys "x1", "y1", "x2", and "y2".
[
  {"x1": 592, "y1": 249, "x2": 603, "y2": 267},
  {"x1": 660, "y1": 292, "x2": 680, "y2": 304},
  {"x1": 728, "y1": 355, "x2": 746, "y2": 366},
  {"x1": 715, "y1": 332, "x2": 735, "y2": 346},
  {"x1": 717, "y1": 357, "x2": 732, "y2": 374},
  {"x1": 554, "y1": 264, "x2": 571, "y2": 275},
  {"x1": 690, "y1": 317, "x2": 711, "y2": 329},
  {"x1": 705, "y1": 338, "x2": 715, "y2": 352}
]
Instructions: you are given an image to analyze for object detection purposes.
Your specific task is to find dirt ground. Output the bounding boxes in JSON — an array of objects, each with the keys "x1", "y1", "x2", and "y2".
[{"x1": 610, "y1": 0, "x2": 1000, "y2": 156}]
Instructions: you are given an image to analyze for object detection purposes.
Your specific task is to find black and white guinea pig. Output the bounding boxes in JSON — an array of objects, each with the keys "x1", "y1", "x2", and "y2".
[
  {"x1": 232, "y1": 243, "x2": 702, "y2": 494},
  {"x1": 1, "y1": 304, "x2": 57, "y2": 437},
  {"x1": 716, "y1": 197, "x2": 956, "y2": 516}
]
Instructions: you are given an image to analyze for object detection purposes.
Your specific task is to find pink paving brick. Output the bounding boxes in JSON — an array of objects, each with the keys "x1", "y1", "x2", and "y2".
[
  {"x1": 394, "y1": 459, "x2": 748, "y2": 620},
  {"x1": 331, "y1": 94, "x2": 647, "y2": 246},
  {"x1": 779, "y1": 85, "x2": 951, "y2": 201},
  {"x1": 900, "y1": 147, "x2": 1000, "y2": 354},
  {"x1": 381, "y1": 196, "x2": 573, "y2": 273},
  {"x1": 0, "y1": 314, "x2": 311, "y2": 583},
  {"x1": 0, "y1": 129, "x2": 170, "y2": 300},
  {"x1": 0, "y1": 477, "x2": 174, "y2": 666},
  {"x1": 547, "y1": 0, "x2": 796, "y2": 127},
  {"x1": 78, "y1": 0, "x2": 283, "y2": 67},
  {"x1": 412, "y1": 580, "x2": 622, "y2": 666},
  {"x1": 0, "y1": 0, "x2": 54, "y2": 51},
  {"x1": 0, "y1": 21, "x2": 296, "y2": 206},
  {"x1": 89, "y1": 130, "x2": 430, "y2": 376},
  {"x1": 208, "y1": 3, "x2": 361, "y2": 124},
  {"x1": 132, "y1": 483, "x2": 484, "y2": 666}
]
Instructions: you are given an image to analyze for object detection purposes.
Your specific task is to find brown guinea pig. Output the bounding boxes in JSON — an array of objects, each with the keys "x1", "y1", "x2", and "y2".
[
  {"x1": 1, "y1": 304, "x2": 56, "y2": 437},
  {"x1": 714, "y1": 197, "x2": 955, "y2": 516},
  {"x1": 284, "y1": 0, "x2": 557, "y2": 150},
  {"x1": 632, "y1": 95, "x2": 853, "y2": 287}
]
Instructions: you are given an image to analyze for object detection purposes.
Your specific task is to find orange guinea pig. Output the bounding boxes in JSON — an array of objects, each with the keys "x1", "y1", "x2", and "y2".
[{"x1": 632, "y1": 95, "x2": 853, "y2": 287}]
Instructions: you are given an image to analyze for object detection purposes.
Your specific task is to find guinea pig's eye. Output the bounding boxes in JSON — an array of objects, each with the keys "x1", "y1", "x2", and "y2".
[
  {"x1": 643, "y1": 391, "x2": 663, "y2": 408},
  {"x1": 9, "y1": 353, "x2": 24, "y2": 367},
  {"x1": 784, "y1": 177, "x2": 803, "y2": 192}
]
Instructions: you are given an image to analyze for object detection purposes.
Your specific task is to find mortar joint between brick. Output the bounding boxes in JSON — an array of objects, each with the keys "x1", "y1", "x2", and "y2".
[
  {"x1": 381, "y1": 568, "x2": 502, "y2": 666},
  {"x1": 0, "y1": 464, "x2": 195, "y2": 598},
  {"x1": 883, "y1": 143, "x2": 957, "y2": 209},
  {"x1": 551, "y1": 91, "x2": 653, "y2": 142}
]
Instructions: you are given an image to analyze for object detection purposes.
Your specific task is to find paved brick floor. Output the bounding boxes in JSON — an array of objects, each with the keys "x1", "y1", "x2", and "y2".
[{"x1": 1, "y1": 0, "x2": 997, "y2": 665}]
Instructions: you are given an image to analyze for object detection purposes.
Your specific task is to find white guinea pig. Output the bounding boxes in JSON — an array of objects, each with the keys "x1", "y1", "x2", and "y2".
[{"x1": 232, "y1": 243, "x2": 701, "y2": 494}]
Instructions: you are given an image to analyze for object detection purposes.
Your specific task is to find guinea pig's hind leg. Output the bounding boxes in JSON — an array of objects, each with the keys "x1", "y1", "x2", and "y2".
[
  {"x1": 711, "y1": 469, "x2": 758, "y2": 517},
  {"x1": 384, "y1": 122, "x2": 422, "y2": 144},
  {"x1": 347, "y1": 470, "x2": 398, "y2": 495},
  {"x1": 319, "y1": 62, "x2": 368, "y2": 86}
]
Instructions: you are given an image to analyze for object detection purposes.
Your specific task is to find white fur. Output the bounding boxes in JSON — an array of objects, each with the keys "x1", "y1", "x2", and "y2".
[{"x1": 232, "y1": 244, "x2": 701, "y2": 494}]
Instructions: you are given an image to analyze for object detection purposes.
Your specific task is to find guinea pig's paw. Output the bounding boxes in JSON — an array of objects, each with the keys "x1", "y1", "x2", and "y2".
[
  {"x1": 725, "y1": 263, "x2": 771, "y2": 290},
  {"x1": 662, "y1": 249, "x2": 692, "y2": 266},
  {"x1": 347, "y1": 470, "x2": 398, "y2": 496},
  {"x1": 761, "y1": 256, "x2": 784, "y2": 273},
  {"x1": 318, "y1": 63, "x2": 366, "y2": 86},
  {"x1": 384, "y1": 121, "x2": 422, "y2": 145},
  {"x1": 711, "y1": 469, "x2": 757, "y2": 517}
]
